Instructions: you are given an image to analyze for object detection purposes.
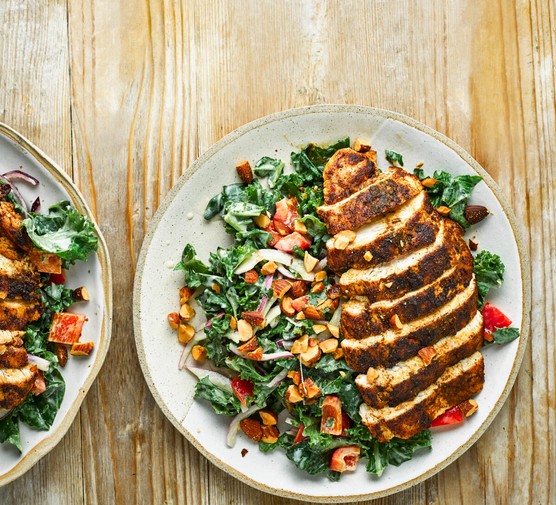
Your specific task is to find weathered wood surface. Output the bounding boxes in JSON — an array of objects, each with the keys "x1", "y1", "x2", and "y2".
[{"x1": 0, "y1": 0, "x2": 554, "y2": 503}]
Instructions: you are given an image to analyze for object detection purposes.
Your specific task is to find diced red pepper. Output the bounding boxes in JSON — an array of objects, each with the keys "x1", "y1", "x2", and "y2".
[
  {"x1": 274, "y1": 232, "x2": 311, "y2": 253},
  {"x1": 482, "y1": 302, "x2": 512, "y2": 341},
  {"x1": 273, "y1": 198, "x2": 300, "y2": 231},
  {"x1": 49, "y1": 271, "x2": 66, "y2": 285},
  {"x1": 430, "y1": 405, "x2": 465, "y2": 427},
  {"x1": 231, "y1": 377, "x2": 254, "y2": 406},
  {"x1": 293, "y1": 423, "x2": 306, "y2": 445},
  {"x1": 330, "y1": 446, "x2": 360, "y2": 472},
  {"x1": 320, "y1": 395, "x2": 343, "y2": 435},
  {"x1": 48, "y1": 312, "x2": 87, "y2": 344},
  {"x1": 263, "y1": 221, "x2": 282, "y2": 247}
]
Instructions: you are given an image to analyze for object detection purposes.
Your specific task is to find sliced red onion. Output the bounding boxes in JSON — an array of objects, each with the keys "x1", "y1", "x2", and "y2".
[
  {"x1": 226, "y1": 402, "x2": 266, "y2": 447},
  {"x1": 290, "y1": 258, "x2": 315, "y2": 281},
  {"x1": 314, "y1": 257, "x2": 328, "y2": 272},
  {"x1": 266, "y1": 368, "x2": 289, "y2": 388},
  {"x1": 262, "y1": 296, "x2": 277, "y2": 316},
  {"x1": 234, "y1": 249, "x2": 294, "y2": 275},
  {"x1": 30, "y1": 197, "x2": 41, "y2": 213},
  {"x1": 277, "y1": 339, "x2": 294, "y2": 350},
  {"x1": 257, "y1": 295, "x2": 268, "y2": 313},
  {"x1": 185, "y1": 365, "x2": 233, "y2": 394},
  {"x1": 264, "y1": 273, "x2": 274, "y2": 289},
  {"x1": 0, "y1": 409, "x2": 11, "y2": 421},
  {"x1": 276, "y1": 265, "x2": 297, "y2": 279},
  {"x1": 0, "y1": 175, "x2": 27, "y2": 213},
  {"x1": 204, "y1": 312, "x2": 225, "y2": 329},
  {"x1": 178, "y1": 330, "x2": 206, "y2": 369},
  {"x1": 27, "y1": 354, "x2": 51, "y2": 371},
  {"x1": 2, "y1": 170, "x2": 39, "y2": 186},
  {"x1": 229, "y1": 344, "x2": 294, "y2": 361}
]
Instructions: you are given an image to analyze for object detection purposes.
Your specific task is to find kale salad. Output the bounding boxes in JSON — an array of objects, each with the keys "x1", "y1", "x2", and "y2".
[{"x1": 170, "y1": 138, "x2": 519, "y2": 480}]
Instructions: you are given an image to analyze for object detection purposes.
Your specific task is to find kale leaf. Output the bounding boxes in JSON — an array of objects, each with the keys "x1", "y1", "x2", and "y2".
[
  {"x1": 385, "y1": 150, "x2": 404, "y2": 167},
  {"x1": 193, "y1": 376, "x2": 241, "y2": 416},
  {"x1": 473, "y1": 250, "x2": 505, "y2": 308},
  {"x1": 492, "y1": 327, "x2": 520, "y2": 344}
]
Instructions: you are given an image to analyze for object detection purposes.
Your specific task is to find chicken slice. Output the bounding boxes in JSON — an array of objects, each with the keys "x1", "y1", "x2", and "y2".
[
  {"x1": 0, "y1": 364, "x2": 38, "y2": 410},
  {"x1": 0, "y1": 254, "x2": 41, "y2": 301},
  {"x1": 0, "y1": 299, "x2": 43, "y2": 330}
]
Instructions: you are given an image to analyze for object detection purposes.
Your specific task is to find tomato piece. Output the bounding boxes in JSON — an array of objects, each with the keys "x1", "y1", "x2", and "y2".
[
  {"x1": 482, "y1": 303, "x2": 512, "y2": 332},
  {"x1": 49, "y1": 271, "x2": 66, "y2": 285},
  {"x1": 330, "y1": 446, "x2": 360, "y2": 472},
  {"x1": 48, "y1": 313, "x2": 87, "y2": 344},
  {"x1": 339, "y1": 411, "x2": 351, "y2": 437},
  {"x1": 263, "y1": 222, "x2": 281, "y2": 247},
  {"x1": 273, "y1": 198, "x2": 300, "y2": 230},
  {"x1": 293, "y1": 423, "x2": 306, "y2": 445},
  {"x1": 231, "y1": 377, "x2": 254, "y2": 406},
  {"x1": 274, "y1": 232, "x2": 312, "y2": 253},
  {"x1": 430, "y1": 405, "x2": 464, "y2": 427},
  {"x1": 32, "y1": 371, "x2": 46, "y2": 396},
  {"x1": 320, "y1": 395, "x2": 343, "y2": 435},
  {"x1": 290, "y1": 295, "x2": 309, "y2": 312}
]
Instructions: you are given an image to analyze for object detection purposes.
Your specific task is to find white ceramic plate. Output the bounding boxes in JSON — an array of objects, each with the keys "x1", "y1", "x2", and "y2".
[
  {"x1": 133, "y1": 105, "x2": 530, "y2": 502},
  {"x1": 0, "y1": 123, "x2": 112, "y2": 486}
]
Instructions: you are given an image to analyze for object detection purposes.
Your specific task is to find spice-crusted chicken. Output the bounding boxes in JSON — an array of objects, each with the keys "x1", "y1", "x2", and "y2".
[{"x1": 316, "y1": 149, "x2": 484, "y2": 441}]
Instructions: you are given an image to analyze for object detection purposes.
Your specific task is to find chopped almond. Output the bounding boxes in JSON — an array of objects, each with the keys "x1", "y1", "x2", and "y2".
[
  {"x1": 458, "y1": 399, "x2": 478, "y2": 417},
  {"x1": 179, "y1": 303, "x2": 195, "y2": 321},
  {"x1": 293, "y1": 220, "x2": 307, "y2": 234},
  {"x1": 253, "y1": 213, "x2": 271, "y2": 228},
  {"x1": 327, "y1": 324, "x2": 340, "y2": 338},
  {"x1": 236, "y1": 160, "x2": 254, "y2": 183},
  {"x1": 178, "y1": 324, "x2": 195, "y2": 344},
  {"x1": 261, "y1": 425, "x2": 280, "y2": 444},
  {"x1": 238, "y1": 336, "x2": 259, "y2": 352},
  {"x1": 300, "y1": 377, "x2": 321, "y2": 399},
  {"x1": 288, "y1": 370, "x2": 301, "y2": 385},
  {"x1": 363, "y1": 251, "x2": 373, "y2": 262},
  {"x1": 319, "y1": 338, "x2": 338, "y2": 354},
  {"x1": 242, "y1": 310, "x2": 265, "y2": 327},
  {"x1": 333, "y1": 230, "x2": 356, "y2": 250},
  {"x1": 304, "y1": 251, "x2": 319, "y2": 273},
  {"x1": 211, "y1": 283, "x2": 221, "y2": 294},
  {"x1": 296, "y1": 311, "x2": 306, "y2": 320},
  {"x1": 303, "y1": 305, "x2": 323, "y2": 320},
  {"x1": 280, "y1": 296, "x2": 296, "y2": 317},
  {"x1": 418, "y1": 346, "x2": 437, "y2": 365},
  {"x1": 353, "y1": 138, "x2": 371, "y2": 153},
  {"x1": 179, "y1": 286, "x2": 195, "y2": 304},
  {"x1": 290, "y1": 280, "x2": 308, "y2": 298},
  {"x1": 244, "y1": 270, "x2": 259, "y2": 284},
  {"x1": 314, "y1": 270, "x2": 327, "y2": 282},
  {"x1": 300, "y1": 344, "x2": 321, "y2": 366},
  {"x1": 229, "y1": 316, "x2": 237, "y2": 330},
  {"x1": 421, "y1": 177, "x2": 437, "y2": 188},
  {"x1": 390, "y1": 314, "x2": 403, "y2": 330},
  {"x1": 317, "y1": 298, "x2": 338, "y2": 312},
  {"x1": 259, "y1": 410, "x2": 279, "y2": 426},
  {"x1": 237, "y1": 319, "x2": 253, "y2": 341},
  {"x1": 70, "y1": 341, "x2": 94, "y2": 356},
  {"x1": 247, "y1": 346, "x2": 263, "y2": 360},
  {"x1": 366, "y1": 368, "x2": 378, "y2": 382},
  {"x1": 436, "y1": 205, "x2": 451, "y2": 216},
  {"x1": 311, "y1": 281, "x2": 325, "y2": 294},
  {"x1": 191, "y1": 345, "x2": 207, "y2": 361},
  {"x1": 312, "y1": 324, "x2": 327, "y2": 334},
  {"x1": 333, "y1": 347, "x2": 344, "y2": 360},
  {"x1": 167, "y1": 312, "x2": 179, "y2": 330},
  {"x1": 291, "y1": 334, "x2": 309, "y2": 354},
  {"x1": 272, "y1": 279, "x2": 292, "y2": 299},
  {"x1": 53, "y1": 343, "x2": 68, "y2": 367},
  {"x1": 285, "y1": 384, "x2": 304, "y2": 403},
  {"x1": 260, "y1": 261, "x2": 277, "y2": 275},
  {"x1": 240, "y1": 418, "x2": 262, "y2": 441},
  {"x1": 72, "y1": 286, "x2": 90, "y2": 302}
]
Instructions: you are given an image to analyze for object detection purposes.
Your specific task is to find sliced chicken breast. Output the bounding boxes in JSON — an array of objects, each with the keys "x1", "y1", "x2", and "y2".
[
  {"x1": 0, "y1": 299, "x2": 43, "y2": 330},
  {"x1": 0, "y1": 364, "x2": 38, "y2": 410}
]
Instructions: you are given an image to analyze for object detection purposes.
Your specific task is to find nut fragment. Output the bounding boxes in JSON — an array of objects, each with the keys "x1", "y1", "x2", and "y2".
[
  {"x1": 272, "y1": 279, "x2": 292, "y2": 299},
  {"x1": 311, "y1": 281, "x2": 325, "y2": 293},
  {"x1": 53, "y1": 343, "x2": 68, "y2": 367},
  {"x1": 244, "y1": 270, "x2": 259, "y2": 284},
  {"x1": 260, "y1": 261, "x2": 277, "y2": 275},
  {"x1": 319, "y1": 338, "x2": 338, "y2": 354},
  {"x1": 253, "y1": 213, "x2": 270, "y2": 228},
  {"x1": 240, "y1": 418, "x2": 262, "y2": 441},
  {"x1": 293, "y1": 220, "x2": 307, "y2": 234},
  {"x1": 237, "y1": 319, "x2": 254, "y2": 341},
  {"x1": 247, "y1": 346, "x2": 263, "y2": 360},
  {"x1": 418, "y1": 346, "x2": 437, "y2": 365},
  {"x1": 468, "y1": 239, "x2": 478, "y2": 251},
  {"x1": 333, "y1": 230, "x2": 357, "y2": 250},
  {"x1": 290, "y1": 280, "x2": 308, "y2": 298},
  {"x1": 167, "y1": 312, "x2": 180, "y2": 330},
  {"x1": 312, "y1": 324, "x2": 327, "y2": 334},
  {"x1": 229, "y1": 316, "x2": 237, "y2": 330},
  {"x1": 421, "y1": 177, "x2": 437, "y2": 188},
  {"x1": 179, "y1": 286, "x2": 195, "y2": 305},
  {"x1": 72, "y1": 286, "x2": 89, "y2": 302},
  {"x1": 261, "y1": 425, "x2": 280, "y2": 444},
  {"x1": 179, "y1": 303, "x2": 195, "y2": 321},
  {"x1": 70, "y1": 341, "x2": 95, "y2": 356},
  {"x1": 458, "y1": 399, "x2": 478, "y2": 417},
  {"x1": 288, "y1": 370, "x2": 301, "y2": 385},
  {"x1": 259, "y1": 410, "x2": 279, "y2": 426},
  {"x1": 280, "y1": 296, "x2": 296, "y2": 317},
  {"x1": 304, "y1": 251, "x2": 319, "y2": 273},
  {"x1": 314, "y1": 270, "x2": 327, "y2": 282},
  {"x1": 384, "y1": 281, "x2": 393, "y2": 288},
  {"x1": 236, "y1": 160, "x2": 254, "y2": 183},
  {"x1": 366, "y1": 368, "x2": 378, "y2": 382},
  {"x1": 390, "y1": 314, "x2": 403, "y2": 330},
  {"x1": 300, "y1": 377, "x2": 321, "y2": 398},
  {"x1": 327, "y1": 324, "x2": 340, "y2": 338},
  {"x1": 300, "y1": 344, "x2": 321, "y2": 366},
  {"x1": 211, "y1": 283, "x2": 221, "y2": 293},
  {"x1": 178, "y1": 324, "x2": 196, "y2": 344},
  {"x1": 436, "y1": 205, "x2": 451, "y2": 216},
  {"x1": 241, "y1": 310, "x2": 265, "y2": 327},
  {"x1": 333, "y1": 347, "x2": 344, "y2": 360},
  {"x1": 303, "y1": 305, "x2": 323, "y2": 320},
  {"x1": 285, "y1": 384, "x2": 304, "y2": 403},
  {"x1": 353, "y1": 138, "x2": 371, "y2": 153},
  {"x1": 191, "y1": 345, "x2": 207, "y2": 361},
  {"x1": 363, "y1": 251, "x2": 373, "y2": 262},
  {"x1": 291, "y1": 334, "x2": 309, "y2": 354},
  {"x1": 464, "y1": 205, "x2": 490, "y2": 225},
  {"x1": 295, "y1": 311, "x2": 306, "y2": 320},
  {"x1": 238, "y1": 336, "x2": 259, "y2": 352}
]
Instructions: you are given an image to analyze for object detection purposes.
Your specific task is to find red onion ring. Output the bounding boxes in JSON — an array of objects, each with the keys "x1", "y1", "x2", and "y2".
[
  {"x1": 2, "y1": 170, "x2": 39, "y2": 186},
  {"x1": 0, "y1": 175, "x2": 28, "y2": 213}
]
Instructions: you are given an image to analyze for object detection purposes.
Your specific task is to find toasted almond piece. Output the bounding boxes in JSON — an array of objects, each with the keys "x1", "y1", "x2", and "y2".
[
  {"x1": 272, "y1": 279, "x2": 292, "y2": 299},
  {"x1": 436, "y1": 205, "x2": 451, "y2": 216},
  {"x1": 211, "y1": 283, "x2": 221, "y2": 294},
  {"x1": 285, "y1": 384, "x2": 304, "y2": 403},
  {"x1": 304, "y1": 305, "x2": 323, "y2": 320},
  {"x1": 308, "y1": 337, "x2": 318, "y2": 347},
  {"x1": 178, "y1": 324, "x2": 196, "y2": 344},
  {"x1": 304, "y1": 251, "x2": 319, "y2": 273},
  {"x1": 334, "y1": 230, "x2": 357, "y2": 250},
  {"x1": 238, "y1": 336, "x2": 259, "y2": 352},
  {"x1": 326, "y1": 284, "x2": 342, "y2": 300},
  {"x1": 327, "y1": 324, "x2": 340, "y2": 338},
  {"x1": 191, "y1": 345, "x2": 207, "y2": 361},
  {"x1": 260, "y1": 261, "x2": 278, "y2": 275},
  {"x1": 421, "y1": 177, "x2": 437, "y2": 188},
  {"x1": 333, "y1": 347, "x2": 344, "y2": 360},
  {"x1": 300, "y1": 344, "x2": 321, "y2": 366},
  {"x1": 312, "y1": 324, "x2": 327, "y2": 334},
  {"x1": 179, "y1": 286, "x2": 195, "y2": 305},
  {"x1": 247, "y1": 346, "x2": 263, "y2": 360},
  {"x1": 240, "y1": 418, "x2": 262, "y2": 441},
  {"x1": 364, "y1": 251, "x2": 373, "y2": 262},
  {"x1": 459, "y1": 399, "x2": 478, "y2": 417},
  {"x1": 390, "y1": 314, "x2": 403, "y2": 330},
  {"x1": 296, "y1": 311, "x2": 306, "y2": 320},
  {"x1": 70, "y1": 341, "x2": 95, "y2": 356},
  {"x1": 229, "y1": 316, "x2": 237, "y2": 330},
  {"x1": 261, "y1": 425, "x2": 280, "y2": 444},
  {"x1": 290, "y1": 280, "x2": 308, "y2": 298},
  {"x1": 384, "y1": 281, "x2": 393, "y2": 288},
  {"x1": 294, "y1": 220, "x2": 308, "y2": 234},
  {"x1": 311, "y1": 281, "x2": 325, "y2": 294},
  {"x1": 167, "y1": 312, "x2": 180, "y2": 330},
  {"x1": 236, "y1": 160, "x2": 254, "y2": 183},
  {"x1": 242, "y1": 310, "x2": 265, "y2": 327},
  {"x1": 300, "y1": 377, "x2": 321, "y2": 399},
  {"x1": 179, "y1": 303, "x2": 195, "y2": 321},
  {"x1": 259, "y1": 409, "x2": 279, "y2": 426},
  {"x1": 291, "y1": 334, "x2": 309, "y2": 354},
  {"x1": 314, "y1": 270, "x2": 327, "y2": 282},
  {"x1": 253, "y1": 213, "x2": 271, "y2": 228},
  {"x1": 366, "y1": 368, "x2": 379, "y2": 382},
  {"x1": 319, "y1": 338, "x2": 338, "y2": 354},
  {"x1": 353, "y1": 138, "x2": 371, "y2": 153},
  {"x1": 316, "y1": 298, "x2": 337, "y2": 312},
  {"x1": 333, "y1": 235, "x2": 350, "y2": 250},
  {"x1": 418, "y1": 346, "x2": 437, "y2": 365},
  {"x1": 244, "y1": 270, "x2": 259, "y2": 284},
  {"x1": 288, "y1": 370, "x2": 301, "y2": 385},
  {"x1": 415, "y1": 161, "x2": 425, "y2": 168},
  {"x1": 280, "y1": 296, "x2": 296, "y2": 317},
  {"x1": 237, "y1": 319, "x2": 254, "y2": 341},
  {"x1": 53, "y1": 343, "x2": 68, "y2": 367},
  {"x1": 72, "y1": 286, "x2": 90, "y2": 302}
]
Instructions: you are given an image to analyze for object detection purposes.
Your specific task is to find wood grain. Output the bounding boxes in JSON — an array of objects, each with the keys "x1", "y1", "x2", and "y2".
[{"x1": 0, "y1": 0, "x2": 554, "y2": 503}]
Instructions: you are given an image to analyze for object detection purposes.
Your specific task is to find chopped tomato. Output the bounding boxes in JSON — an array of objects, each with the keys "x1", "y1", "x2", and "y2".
[
  {"x1": 274, "y1": 232, "x2": 311, "y2": 253},
  {"x1": 330, "y1": 446, "x2": 360, "y2": 472},
  {"x1": 430, "y1": 405, "x2": 464, "y2": 427},
  {"x1": 339, "y1": 411, "x2": 351, "y2": 437},
  {"x1": 290, "y1": 295, "x2": 309, "y2": 312},
  {"x1": 32, "y1": 371, "x2": 46, "y2": 396},
  {"x1": 293, "y1": 424, "x2": 306, "y2": 445},
  {"x1": 482, "y1": 302, "x2": 512, "y2": 341},
  {"x1": 273, "y1": 198, "x2": 300, "y2": 231},
  {"x1": 49, "y1": 271, "x2": 66, "y2": 285},
  {"x1": 263, "y1": 222, "x2": 282, "y2": 247},
  {"x1": 231, "y1": 377, "x2": 254, "y2": 406},
  {"x1": 48, "y1": 312, "x2": 87, "y2": 344},
  {"x1": 320, "y1": 395, "x2": 343, "y2": 435}
]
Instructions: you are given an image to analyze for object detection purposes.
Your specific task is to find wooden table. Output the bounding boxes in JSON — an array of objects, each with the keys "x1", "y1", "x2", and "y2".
[{"x1": 0, "y1": 1, "x2": 553, "y2": 503}]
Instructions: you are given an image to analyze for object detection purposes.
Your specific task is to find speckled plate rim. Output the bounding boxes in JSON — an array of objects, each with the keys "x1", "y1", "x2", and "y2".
[
  {"x1": 133, "y1": 104, "x2": 531, "y2": 503},
  {"x1": 0, "y1": 122, "x2": 113, "y2": 487}
]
